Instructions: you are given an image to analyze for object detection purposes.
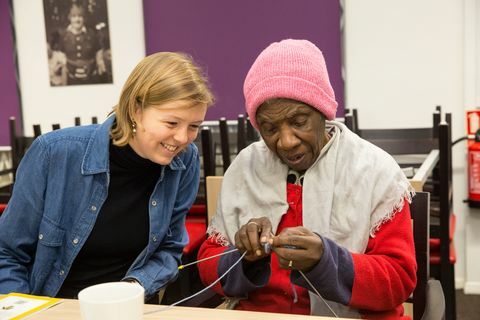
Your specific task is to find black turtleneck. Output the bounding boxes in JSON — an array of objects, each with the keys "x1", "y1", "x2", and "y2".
[{"x1": 58, "y1": 141, "x2": 162, "y2": 298}]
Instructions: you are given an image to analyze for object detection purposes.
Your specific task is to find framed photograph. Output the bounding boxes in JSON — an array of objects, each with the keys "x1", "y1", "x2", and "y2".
[
  {"x1": 12, "y1": 0, "x2": 145, "y2": 135},
  {"x1": 43, "y1": 0, "x2": 113, "y2": 86}
]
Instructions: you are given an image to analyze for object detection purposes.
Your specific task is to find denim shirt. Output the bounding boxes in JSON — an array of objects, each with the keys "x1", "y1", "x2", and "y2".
[{"x1": 0, "y1": 115, "x2": 199, "y2": 297}]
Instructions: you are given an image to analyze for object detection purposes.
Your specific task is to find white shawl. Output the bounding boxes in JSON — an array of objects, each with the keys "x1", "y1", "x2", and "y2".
[{"x1": 207, "y1": 121, "x2": 415, "y2": 316}]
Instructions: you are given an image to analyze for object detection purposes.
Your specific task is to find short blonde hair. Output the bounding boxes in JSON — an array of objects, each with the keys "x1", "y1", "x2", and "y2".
[{"x1": 111, "y1": 52, "x2": 215, "y2": 146}]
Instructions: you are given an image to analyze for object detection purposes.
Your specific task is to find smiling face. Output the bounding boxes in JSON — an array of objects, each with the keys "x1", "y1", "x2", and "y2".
[
  {"x1": 128, "y1": 100, "x2": 207, "y2": 165},
  {"x1": 256, "y1": 99, "x2": 329, "y2": 172}
]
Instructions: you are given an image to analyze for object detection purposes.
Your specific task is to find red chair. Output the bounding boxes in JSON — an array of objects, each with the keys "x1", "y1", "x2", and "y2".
[
  {"x1": 183, "y1": 204, "x2": 207, "y2": 256},
  {"x1": 0, "y1": 204, "x2": 7, "y2": 215}
]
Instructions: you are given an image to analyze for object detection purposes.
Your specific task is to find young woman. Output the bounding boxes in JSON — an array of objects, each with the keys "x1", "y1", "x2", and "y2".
[{"x1": 0, "y1": 51, "x2": 214, "y2": 299}]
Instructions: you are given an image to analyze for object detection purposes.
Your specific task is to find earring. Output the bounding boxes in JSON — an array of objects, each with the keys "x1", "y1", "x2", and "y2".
[{"x1": 132, "y1": 121, "x2": 137, "y2": 135}]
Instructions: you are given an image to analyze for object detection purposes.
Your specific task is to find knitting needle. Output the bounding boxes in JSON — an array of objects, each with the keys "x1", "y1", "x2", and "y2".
[
  {"x1": 179, "y1": 231, "x2": 278, "y2": 270},
  {"x1": 178, "y1": 248, "x2": 239, "y2": 270}
]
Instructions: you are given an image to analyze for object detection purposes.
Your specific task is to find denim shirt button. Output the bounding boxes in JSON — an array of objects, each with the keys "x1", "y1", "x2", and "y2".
[
  {"x1": 73, "y1": 238, "x2": 79, "y2": 245},
  {"x1": 38, "y1": 234, "x2": 43, "y2": 240},
  {"x1": 59, "y1": 270, "x2": 65, "y2": 276},
  {"x1": 152, "y1": 236, "x2": 157, "y2": 242},
  {"x1": 151, "y1": 200, "x2": 157, "y2": 206},
  {"x1": 91, "y1": 205, "x2": 97, "y2": 212}
]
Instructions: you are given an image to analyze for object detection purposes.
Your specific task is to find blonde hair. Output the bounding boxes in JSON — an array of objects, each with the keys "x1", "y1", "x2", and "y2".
[{"x1": 110, "y1": 52, "x2": 215, "y2": 146}]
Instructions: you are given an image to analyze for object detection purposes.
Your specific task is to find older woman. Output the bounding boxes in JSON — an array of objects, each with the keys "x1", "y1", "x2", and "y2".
[
  {"x1": 198, "y1": 39, "x2": 416, "y2": 319},
  {"x1": 0, "y1": 52, "x2": 214, "y2": 299}
]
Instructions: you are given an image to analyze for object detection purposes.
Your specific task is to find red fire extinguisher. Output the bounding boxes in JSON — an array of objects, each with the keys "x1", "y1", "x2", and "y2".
[{"x1": 468, "y1": 129, "x2": 480, "y2": 207}]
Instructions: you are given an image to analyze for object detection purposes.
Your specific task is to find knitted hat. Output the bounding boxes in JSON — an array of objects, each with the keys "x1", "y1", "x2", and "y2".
[{"x1": 243, "y1": 39, "x2": 338, "y2": 129}]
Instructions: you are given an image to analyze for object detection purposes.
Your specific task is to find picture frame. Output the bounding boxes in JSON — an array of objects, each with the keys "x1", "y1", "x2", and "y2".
[
  {"x1": 43, "y1": 0, "x2": 113, "y2": 87},
  {"x1": 12, "y1": 0, "x2": 145, "y2": 135}
]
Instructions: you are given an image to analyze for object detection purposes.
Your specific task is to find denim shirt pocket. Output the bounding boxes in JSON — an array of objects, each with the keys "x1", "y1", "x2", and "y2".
[
  {"x1": 38, "y1": 218, "x2": 65, "y2": 247},
  {"x1": 31, "y1": 218, "x2": 66, "y2": 292}
]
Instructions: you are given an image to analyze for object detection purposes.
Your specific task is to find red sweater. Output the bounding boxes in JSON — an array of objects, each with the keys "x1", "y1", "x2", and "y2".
[{"x1": 198, "y1": 183, "x2": 416, "y2": 319}]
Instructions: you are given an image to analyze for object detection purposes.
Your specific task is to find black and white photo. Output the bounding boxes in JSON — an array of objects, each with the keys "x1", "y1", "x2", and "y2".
[{"x1": 43, "y1": 0, "x2": 112, "y2": 86}]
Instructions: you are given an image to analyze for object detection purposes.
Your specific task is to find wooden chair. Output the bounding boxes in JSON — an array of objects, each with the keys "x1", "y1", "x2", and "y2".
[
  {"x1": 171, "y1": 118, "x2": 253, "y2": 305},
  {"x1": 206, "y1": 176, "x2": 223, "y2": 224},
  {"x1": 182, "y1": 127, "x2": 215, "y2": 258},
  {"x1": 186, "y1": 120, "x2": 259, "y2": 261},
  {"x1": 345, "y1": 108, "x2": 455, "y2": 319},
  {"x1": 162, "y1": 127, "x2": 216, "y2": 305},
  {"x1": 429, "y1": 121, "x2": 456, "y2": 320},
  {"x1": 410, "y1": 192, "x2": 431, "y2": 319},
  {"x1": 410, "y1": 191, "x2": 446, "y2": 320},
  {"x1": 403, "y1": 120, "x2": 455, "y2": 320},
  {"x1": 204, "y1": 175, "x2": 227, "y2": 309}
]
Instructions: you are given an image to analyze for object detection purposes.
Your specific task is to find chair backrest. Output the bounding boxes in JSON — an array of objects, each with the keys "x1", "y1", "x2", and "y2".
[
  {"x1": 201, "y1": 126, "x2": 216, "y2": 177},
  {"x1": 218, "y1": 118, "x2": 231, "y2": 172},
  {"x1": 33, "y1": 124, "x2": 42, "y2": 138},
  {"x1": 246, "y1": 116, "x2": 259, "y2": 145},
  {"x1": 344, "y1": 108, "x2": 442, "y2": 155},
  {"x1": 237, "y1": 114, "x2": 246, "y2": 152},
  {"x1": 9, "y1": 117, "x2": 35, "y2": 183},
  {"x1": 431, "y1": 120, "x2": 455, "y2": 320},
  {"x1": 410, "y1": 191, "x2": 431, "y2": 320},
  {"x1": 344, "y1": 109, "x2": 359, "y2": 134},
  {"x1": 436, "y1": 120, "x2": 453, "y2": 239},
  {"x1": 202, "y1": 114, "x2": 260, "y2": 175},
  {"x1": 206, "y1": 176, "x2": 223, "y2": 224}
]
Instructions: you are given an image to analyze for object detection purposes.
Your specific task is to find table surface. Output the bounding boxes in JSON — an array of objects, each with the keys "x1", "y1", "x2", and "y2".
[{"x1": 27, "y1": 299, "x2": 346, "y2": 320}]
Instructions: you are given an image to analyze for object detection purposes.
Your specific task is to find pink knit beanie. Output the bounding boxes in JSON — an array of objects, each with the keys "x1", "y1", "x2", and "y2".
[{"x1": 244, "y1": 39, "x2": 338, "y2": 129}]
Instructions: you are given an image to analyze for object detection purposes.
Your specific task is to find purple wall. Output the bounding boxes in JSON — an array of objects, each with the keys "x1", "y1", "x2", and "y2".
[
  {"x1": 0, "y1": 0, "x2": 20, "y2": 145},
  {"x1": 143, "y1": 0, "x2": 344, "y2": 121},
  {"x1": 0, "y1": 0, "x2": 343, "y2": 145}
]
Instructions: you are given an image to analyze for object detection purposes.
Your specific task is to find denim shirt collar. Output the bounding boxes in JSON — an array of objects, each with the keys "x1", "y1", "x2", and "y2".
[{"x1": 81, "y1": 114, "x2": 186, "y2": 175}]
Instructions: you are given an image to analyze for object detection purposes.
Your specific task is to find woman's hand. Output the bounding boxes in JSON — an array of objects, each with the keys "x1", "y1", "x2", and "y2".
[
  {"x1": 272, "y1": 226, "x2": 324, "y2": 272},
  {"x1": 234, "y1": 217, "x2": 273, "y2": 262}
]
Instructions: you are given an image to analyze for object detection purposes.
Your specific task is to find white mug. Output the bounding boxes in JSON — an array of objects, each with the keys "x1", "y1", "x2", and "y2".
[{"x1": 78, "y1": 282, "x2": 144, "y2": 320}]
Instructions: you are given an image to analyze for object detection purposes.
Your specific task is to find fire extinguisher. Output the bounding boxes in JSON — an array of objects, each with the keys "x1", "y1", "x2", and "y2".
[{"x1": 468, "y1": 129, "x2": 480, "y2": 207}]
